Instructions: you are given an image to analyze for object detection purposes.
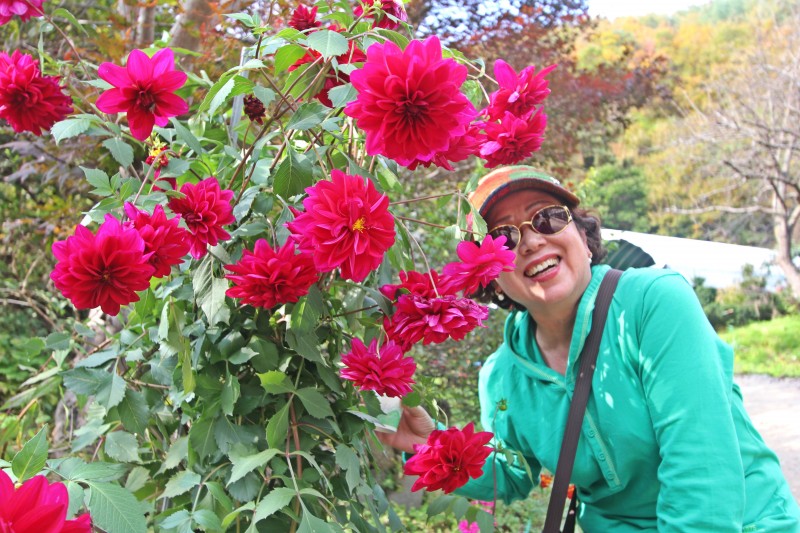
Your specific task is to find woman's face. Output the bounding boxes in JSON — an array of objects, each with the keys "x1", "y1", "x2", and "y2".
[{"x1": 485, "y1": 188, "x2": 593, "y2": 315}]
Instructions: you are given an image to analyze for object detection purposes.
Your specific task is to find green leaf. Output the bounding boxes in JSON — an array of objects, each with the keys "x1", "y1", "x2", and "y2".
[
  {"x1": 208, "y1": 77, "x2": 235, "y2": 117},
  {"x1": 12, "y1": 425, "x2": 48, "y2": 481},
  {"x1": 306, "y1": 29, "x2": 349, "y2": 59},
  {"x1": 286, "y1": 102, "x2": 329, "y2": 130},
  {"x1": 160, "y1": 510, "x2": 192, "y2": 530},
  {"x1": 104, "y1": 431, "x2": 140, "y2": 463},
  {"x1": 102, "y1": 137, "x2": 134, "y2": 168},
  {"x1": 227, "y1": 447, "x2": 280, "y2": 486},
  {"x1": 272, "y1": 148, "x2": 314, "y2": 199},
  {"x1": 266, "y1": 402, "x2": 290, "y2": 449},
  {"x1": 257, "y1": 371, "x2": 294, "y2": 394},
  {"x1": 285, "y1": 329, "x2": 322, "y2": 363},
  {"x1": 161, "y1": 470, "x2": 202, "y2": 499},
  {"x1": 62, "y1": 368, "x2": 108, "y2": 395},
  {"x1": 298, "y1": 511, "x2": 335, "y2": 533},
  {"x1": 193, "y1": 509, "x2": 224, "y2": 532},
  {"x1": 252, "y1": 86, "x2": 276, "y2": 108},
  {"x1": 158, "y1": 436, "x2": 189, "y2": 474},
  {"x1": 81, "y1": 167, "x2": 113, "y2": 196},
  {"x1": 115, "y1": 389, "x2": 150, "y2": 435},
  {"x1": 170, "y1": 117, "x2": 205, "y2": 155},
  {"x1": 427, "y1": 494, "x2": 457, "y2": 517},
  {"x1": 64, "y1": 461, "x2": 127, "y2": 482},
  {"x1": 193, "y1": 258, "x2": 230, "y2": 326},
  {"x1": 52, "y1": 118, "x2": 91, "y2": 144},
  {"x1": 220, "y1": 372, "x2": 240, "y2": 416},
  {"x1": 252, "y1": 487, "x2": 296, "y2": 523},
  {"x1": 221, "y1": 502, "x2": 255, "y2": 530},
  {"x1": 327, "y1": 83, "x2": 358, "y2": 108},
  {"x1": 189, "y1": 418, "x2": 218, "y2": 459},
  {"x1": 295, "y1": 387, "x2": 334, "y2": 419},
  {"x1": 96, "y1": 371, "x2": 126, "y2": 409},
  {"x1": 86, "y1": 481, "x2": 147, "y2": 533},
  {"x1": 52, "y1": 7, "x2": 88, "y2": 34},
  {"x1": 334, "y1": 444, "x2": 361, "y2": 494},
  {"x1": 274, "y1": 44, "x2": 307, "y2": 73}
]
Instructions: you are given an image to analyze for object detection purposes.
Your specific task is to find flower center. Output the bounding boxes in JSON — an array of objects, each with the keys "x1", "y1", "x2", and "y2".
[
  {"x1": 136, "y1": 89, "x2": 157, "y2": 112},
  {"x1": 399, "y1": 93, "x2": 427, "y2": 121},
  {"x1": 351, "y1": 217, "x2": 367, "y2": 232}
]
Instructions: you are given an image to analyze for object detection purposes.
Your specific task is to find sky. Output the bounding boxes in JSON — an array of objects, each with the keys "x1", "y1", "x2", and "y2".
[{"x1": 588, "y1": 0, "x2": 710, "y2": 20}]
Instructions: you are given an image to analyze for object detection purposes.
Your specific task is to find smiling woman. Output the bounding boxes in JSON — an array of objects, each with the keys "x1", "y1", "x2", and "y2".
[{"x1": 378, "y1": 166, "x2": 800, "y2": 532}]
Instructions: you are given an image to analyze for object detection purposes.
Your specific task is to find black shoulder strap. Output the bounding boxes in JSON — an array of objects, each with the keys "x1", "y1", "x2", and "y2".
[{"x1": 542, "y1": 268, "x2": 623, "y2": 533}]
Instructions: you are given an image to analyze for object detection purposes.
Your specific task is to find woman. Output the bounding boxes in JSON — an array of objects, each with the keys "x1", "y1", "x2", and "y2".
[{"x1": 378, "y1": 166, "x2": 800, "y2": 532}]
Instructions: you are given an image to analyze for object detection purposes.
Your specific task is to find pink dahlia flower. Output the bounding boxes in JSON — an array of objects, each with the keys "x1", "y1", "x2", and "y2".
[
  {"x1": 124, "y1": 203, "x2": 190, "y2": 278},
  {"x1": 354, "y1": 0, "x2": 408, "y2": 30},
  {"x1": 0, "y1": 0, "x2": 44, "y2": 25},
  {"x1": 0, "y1": 50, "x2": 73, "y2": 135},
  {"x1": 0, "y1": 471, "x2": 92, "y2": 533},
  {"x1": 480, "y1": 109, "x2": 548, "y2": 168},
  {"x1": 225, "y1": 239, "x2": 319, "y2": 308},
  {"x1": 340, "y1": 338, "x2": 416, "y2": 398},
  {"x1": 289, "y1": 41, "x2": 366, "y2": 107},
  {"x1": 168, "y1": 177, "x2": 235, "y2": 259},
  {"x1": 344, "y1": 36, "x2": 477, "y2": 169},
  {"x1": 379, "y1": 269, "x2": 454, "y2": 301},
  {"x1": 404, "y1": 422, "x2": 493, "y2": 494},
  {"x1": 383, "y1": 294, "x2": 488, "y2": 352},
  {"x1": 287, "y1": 169, "x2": 395, "y2": 282},
  {"x1": 51, "y1": 214, "x2": 155, "y2": 316},
  {"x1": 484, "y1": 60, "x2": 556, "y2": 121},
  {"x1": 442, "y1": 234, "x2": 516, "y2": 295},
  {"x1": 96, "y1": 48, "x2": 188, "y2": 141},
  {"x1": 288, "y1": 4, "x2": 320, "y2": 31}
]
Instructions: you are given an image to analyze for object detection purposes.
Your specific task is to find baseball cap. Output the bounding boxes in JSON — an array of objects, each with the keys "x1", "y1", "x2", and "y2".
[{"x1": 468, "y1": 166, "x2": 580, "y2": 217}]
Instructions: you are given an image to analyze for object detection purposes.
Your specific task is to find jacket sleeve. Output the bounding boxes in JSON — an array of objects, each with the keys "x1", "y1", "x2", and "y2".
[
  {"x1": 454, "y1": 354, "x2": 538, "y2": 504},
  {"x1": 637, "y1": 274, "x2": 745, "y2": 532}
]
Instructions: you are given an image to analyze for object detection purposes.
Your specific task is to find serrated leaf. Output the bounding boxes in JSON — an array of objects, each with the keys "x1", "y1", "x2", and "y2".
[
  {"x1": 252, "y1": 86, "x2": 276, "y2": 108},
  {"x1": 274, "y1": 44, "x2": 307, "y2": 73},
  {"x1": 160, "y1": 510, "x2": 192, "y2": 530},
  {"x1": 105, "y1": 431, "x2": 140, "y2": 463},
  {"x1": 115, "y1": 389, "x2": 149, "y2": 435},
  {"x1": 12, "y1": 425, "x2": 48, "y2": 481},
  {"x1": 220, "y1": 373, "x2": 240, "y2": 416},
  {"x1": 193, "y1": 258, "x2": 230, "y2": 326},
  {"x1": 252, "y1": 487, "x2": 296, "y2": 523},
  {"x1": 170, "y1": 117, "x2": 204, "y2": 155},
  {"x1": 272, "y1": 148, "x2": 313, "y2": 199},
  {"x1": 81, "y1": 166, "x2": 113, "y2": 196},
  {"x1": 102, "y1": 137, "x2": 134, "y2": 168},
  {"x1": 161, "y1": 470, "x2": 201, "y2": 499},
  {"x1": 52, "y1": 7, "x2": 87, "y2": 34},
  {"x1": 192, "y1": 509, "x2": 223, "y2": 532},
  {"x1": 86, "y1": 481, "x2": 147, "y2": 533},
  {"x1": 52, "y1": 118, "x2": 91, "y2": 144},
  {"x1": 295, "y1": 387, "x2": 334, "y2": 419},
  {"x1": 286, "y1": 102, "x2": 329, "y2": 130},
  {"x1": 158, "y1": 436, "x2": 189, "y2": 474},
  {"x1": 306, "y1": 29, "x2": 348, "y2": 59},
  {"x1": 327, "y1": 83, "x2": 358, "y2": 108},
  {"x1": 257, "y1": 371, "x2": 294, "y2": 394},
  {"x1": 189, "y1": 418, "x2": 217, "y2": 459},
  {"x1": 62, "y1": 461, "x2": 127, "y2": 483},
  {"x1": 227, "y1": 447, "x2": 280, "y2": 486},
  {"x1": 96, "y1": 371, "x2": 126, "y2": 409},
  {"x1": 335, "y1": 444, "x2": 361, "y2": 494},
  {"x1": 298, "y1": 511, "x2": 335, "y2": 533},
  {"x1": 265, "y1": 403, "x2": 290, "y2": 449},
  {"x1": 209, "y1": 77, "x2": 235, "y2": 117}
]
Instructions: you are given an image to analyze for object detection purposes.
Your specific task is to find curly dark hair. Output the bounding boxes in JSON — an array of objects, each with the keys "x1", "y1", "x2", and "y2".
[{"x1": 472, "y1": 207, "x2": 607, "y2": 312}]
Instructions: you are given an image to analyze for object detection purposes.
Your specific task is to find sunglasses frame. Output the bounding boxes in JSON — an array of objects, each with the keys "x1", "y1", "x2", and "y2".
[{"x1": 487, "y1": 204, "x2": 573, "y2": 251}]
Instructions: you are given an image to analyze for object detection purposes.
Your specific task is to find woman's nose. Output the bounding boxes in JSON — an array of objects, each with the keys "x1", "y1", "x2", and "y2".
[{"x1": 516, "y1": 224, "x2": 547, "y2": 255}]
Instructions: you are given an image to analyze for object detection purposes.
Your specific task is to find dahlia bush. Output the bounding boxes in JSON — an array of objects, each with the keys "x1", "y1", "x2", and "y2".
[{"x1": 0, "y1": 1, "x2": 556, "y2": 531}]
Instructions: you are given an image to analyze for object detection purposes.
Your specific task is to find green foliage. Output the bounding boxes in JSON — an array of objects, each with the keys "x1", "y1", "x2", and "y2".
[
  {"x1": 577, "y1": 164, "x2": 651, "y2": 232},
  {"x1": 721, "y1": 314, "x2": 800, "y2": 377}
]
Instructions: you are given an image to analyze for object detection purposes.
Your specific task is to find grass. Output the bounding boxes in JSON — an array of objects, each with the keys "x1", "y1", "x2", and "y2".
[{"x1": 721, "y1": 314, "x2": 800, "y2": 377}]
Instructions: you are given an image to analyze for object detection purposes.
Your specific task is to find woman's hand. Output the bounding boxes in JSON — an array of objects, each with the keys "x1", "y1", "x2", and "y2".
[{"x1": 375, "y1": 406, "x2": 436, "y2": 454}]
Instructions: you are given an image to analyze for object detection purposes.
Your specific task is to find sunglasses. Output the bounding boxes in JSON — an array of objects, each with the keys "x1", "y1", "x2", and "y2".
[{"x1": 488, "y1": 205, "x2": 573, "y2": 251}]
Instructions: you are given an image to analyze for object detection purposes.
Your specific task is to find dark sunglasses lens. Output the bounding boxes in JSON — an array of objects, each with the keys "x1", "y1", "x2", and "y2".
[
  {"x1": 532, "y1": 206, "x2": 570, "y2": 235},
  {"x1": 489, "y1": 226, "x2": 520, "y2": 250}
]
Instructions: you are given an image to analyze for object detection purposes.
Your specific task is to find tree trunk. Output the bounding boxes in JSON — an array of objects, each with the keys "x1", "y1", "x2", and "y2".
[
  {"x1": 169, "y1": 0, "x2": 215, "y2": 63},
  {"x1": 773, "y1": 212, "x2": 800, "y2": 298},
  {"x1": 136, "y1": 5, "x2": 156, "y2": 47}
]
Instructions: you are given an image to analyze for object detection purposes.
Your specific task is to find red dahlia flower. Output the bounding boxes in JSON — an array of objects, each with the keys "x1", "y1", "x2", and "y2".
[
  {"x1": 288, "y1": 4, "x2": 320, "y2": 31},
  {"x1": 379, "y1": 269, "x2": 454, "y2": 301},
  {"x1": 287, "y1": 169, "x2": 395, "y2": 282},
  {"x1": 96, "y1": 48, "x2": 188, "y2": 141},
  {"x1": 480, "y1": 109, "x2": 548, "y2": 168},
  {"x1": 354, "y1": 0, "x2": 408, "y2": 30},
  {"x1": 484, "y1": 60, "x2": 556, "y2": 121},
  {"x1": 51, "y1": 214, "x2": 155, "y2": 316},
  {"x1": 124, "y1": 203, "x2": 190, "y2": 278},
  {"x1": 442, "y1": 234, "x2": 516, "y2": 295},
  {"x1": 0, "y1": 471, "x2": 92, "y2": 533},
  {"x1": 168, "y1": 177, "x2": 235, "y2": 259},
  {"x1": 288, "y1": 41, "x2": 366, "y2": 108},
  {"x1": 383, "y1": 294, "x2": 488, "y2": 352},
  {"x1": 0, "y1": 0, "x2": 44, "y2": 25},
  {"x1": 344, "y1": 36, "x2": 477, "y2": 169},
  {"x1": 0, "y1": 50, "x2": 73, "y2": 135},
  {"x1": 225, "y1": 239, "x2": 319, "y2": 309},
  {"x1": 340, "y1": 338, "x2": 416, "y2": 398},
  {"x1": 404, "y1": 422, "x2": 494, "y2": 494}
]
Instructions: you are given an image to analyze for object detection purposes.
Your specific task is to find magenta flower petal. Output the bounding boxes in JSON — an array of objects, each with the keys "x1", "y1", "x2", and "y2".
[
  {"x1": 168, "y1": 177, "x2": 235, "y2": 259},
  {"x1": 126, "y1": 49, "x2": 152, "y2": 84},
  {"x1": 340, "y1": 338, "x2": 416, "y2": 398},
  {"x1": 442, "y1": 234, "x2": 516, "y2": 295}
]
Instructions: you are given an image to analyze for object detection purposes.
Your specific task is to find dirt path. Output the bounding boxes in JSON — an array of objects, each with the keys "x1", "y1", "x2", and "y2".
[{"x1": 737, "y1": 374, "x2": 800, "y2": 502}]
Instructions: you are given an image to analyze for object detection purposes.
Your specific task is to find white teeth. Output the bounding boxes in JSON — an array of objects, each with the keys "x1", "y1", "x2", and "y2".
[{"x1": 525, "y1": 257, "x2": 559, "y2": 277}]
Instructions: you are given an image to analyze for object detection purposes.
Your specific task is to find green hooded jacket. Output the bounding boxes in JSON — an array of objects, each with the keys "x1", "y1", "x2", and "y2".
[{"x1": 455, "y1": 265, "x2": 800, "y2": 532}]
